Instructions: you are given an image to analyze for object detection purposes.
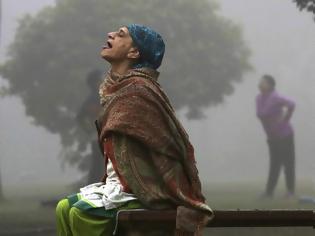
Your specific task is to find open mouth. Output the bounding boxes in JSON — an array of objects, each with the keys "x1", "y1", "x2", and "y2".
[{"x1": 103, "y1": 41, "x2": 113, "y2": 49}]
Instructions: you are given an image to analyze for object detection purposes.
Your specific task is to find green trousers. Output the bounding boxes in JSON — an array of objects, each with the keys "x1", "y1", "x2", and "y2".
[{"x1": 56, "y1": 199, "x2": 142, "y2": 236}]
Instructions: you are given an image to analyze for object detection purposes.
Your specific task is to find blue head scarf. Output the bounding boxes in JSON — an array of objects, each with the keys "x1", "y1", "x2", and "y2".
[{"x1": 126, "y1": 24, "x2": 165, "y2": 70}]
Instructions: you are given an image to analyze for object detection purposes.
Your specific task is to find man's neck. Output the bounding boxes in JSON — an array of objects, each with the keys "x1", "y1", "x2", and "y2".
[{"x1": 110, "y1": 61, "x2": 132, "y2": 75}]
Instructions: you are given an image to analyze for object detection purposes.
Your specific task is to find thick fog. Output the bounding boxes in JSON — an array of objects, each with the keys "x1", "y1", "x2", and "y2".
[
  {"x1": 186, "y1": 0, "x2": 315, "y2": 183},
  {"x1": 0, "y1": 0, "x2": 314, "y2": 188},
  {"x1": 1, "y1": 1, "x2": 315, "y2": 235},
  {"x1": 0, "y1": 0, "x2": 79, "y2": 188}
]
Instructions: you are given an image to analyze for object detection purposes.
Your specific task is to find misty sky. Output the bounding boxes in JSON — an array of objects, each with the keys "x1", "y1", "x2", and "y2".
[{"x1": 0, "y1": 0, "x2": 315, "y2": 188}]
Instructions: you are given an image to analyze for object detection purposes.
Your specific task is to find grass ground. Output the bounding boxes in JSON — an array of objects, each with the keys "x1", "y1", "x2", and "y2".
[
  {"x1": 0, "y1": 180, "x2": 315, "y2": 235},
  {"x1": 0, "y1": 184, "x2": 69, "y2": 235}
]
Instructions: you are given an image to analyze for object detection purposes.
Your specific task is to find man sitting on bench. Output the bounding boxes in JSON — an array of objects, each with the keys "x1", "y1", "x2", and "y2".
[{"x1": 56, "y1": 24, "x2": 213, "y2": 236}]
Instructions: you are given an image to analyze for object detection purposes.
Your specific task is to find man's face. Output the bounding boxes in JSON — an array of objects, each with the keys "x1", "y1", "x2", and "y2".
[
  {"x1": 101, "y1": 27, "x2": 138, "y2": 63},
  {"x1": 258, "y1": 78, "x2": 272, "y2": 93}
]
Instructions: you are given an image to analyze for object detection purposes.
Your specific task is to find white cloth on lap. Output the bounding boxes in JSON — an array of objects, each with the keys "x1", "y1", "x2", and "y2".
[{"x1": 79, "y1": 159, "x2": 137, "y2": 210}]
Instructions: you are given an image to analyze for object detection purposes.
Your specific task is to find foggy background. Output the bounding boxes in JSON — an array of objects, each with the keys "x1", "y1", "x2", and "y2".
[
  {"x1": 1, "y1": 0, "x2": 314, "y2": 187},
  {"x1": 0, "y1": 0, "x2": 315, "y2": 235}
]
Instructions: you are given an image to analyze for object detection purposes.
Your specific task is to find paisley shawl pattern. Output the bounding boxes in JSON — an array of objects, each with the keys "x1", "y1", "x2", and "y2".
[{"x1": 96, "y1": 68, "x2": 213, "y2": 234}]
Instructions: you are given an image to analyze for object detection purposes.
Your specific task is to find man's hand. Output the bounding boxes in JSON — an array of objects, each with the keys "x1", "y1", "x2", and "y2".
[{"x1": 176, "y1": 206, "x2": 212, "y2": 235}]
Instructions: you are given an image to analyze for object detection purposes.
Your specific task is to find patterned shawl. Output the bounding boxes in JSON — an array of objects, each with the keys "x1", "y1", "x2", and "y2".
[{"x1": 96, "y1": 68, "x2": 213, "y2": 234}]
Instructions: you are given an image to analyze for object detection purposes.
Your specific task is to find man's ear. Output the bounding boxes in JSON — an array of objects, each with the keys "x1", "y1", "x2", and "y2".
[{"x1": 127, "y1": 47, "x2": 140, "y2": 60}]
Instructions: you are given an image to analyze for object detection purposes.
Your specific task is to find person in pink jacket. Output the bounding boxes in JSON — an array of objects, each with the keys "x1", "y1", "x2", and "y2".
[{"x1": 256, "y1": 74, "x2": 296, "y2": 198}]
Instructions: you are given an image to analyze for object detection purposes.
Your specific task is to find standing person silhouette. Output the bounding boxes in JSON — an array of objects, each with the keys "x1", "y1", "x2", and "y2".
[
  {"x1": 256, "y1": 75, "x2": 296, "y2": 198},
  {"x1": 77, "y1": 69, "x2": 103, "y2": 184}
]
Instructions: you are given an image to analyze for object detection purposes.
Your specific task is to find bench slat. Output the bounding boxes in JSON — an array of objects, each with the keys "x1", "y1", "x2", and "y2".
[{"x1": 118, "y1": 209, "x2": 315, "y2": 228}]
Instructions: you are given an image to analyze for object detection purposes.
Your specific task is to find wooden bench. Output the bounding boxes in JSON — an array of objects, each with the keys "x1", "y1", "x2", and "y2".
[{"x1": 115, "y1": 209, "x2": 315, "y2": 235}]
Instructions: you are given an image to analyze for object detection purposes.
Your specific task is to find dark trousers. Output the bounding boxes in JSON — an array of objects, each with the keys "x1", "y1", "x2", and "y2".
[{"x1": 265, "y1": 135, "x2": 295, "y2": 195}]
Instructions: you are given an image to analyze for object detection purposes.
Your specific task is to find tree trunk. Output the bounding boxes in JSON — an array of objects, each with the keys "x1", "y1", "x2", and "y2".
[{"x1": 0, "y1": 169, "x2": 4, "y2": 201}]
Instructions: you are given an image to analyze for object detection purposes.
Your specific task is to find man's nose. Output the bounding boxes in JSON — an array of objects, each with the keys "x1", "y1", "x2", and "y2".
[{"x1": 107, "y1": 32, "x2": 115, "y2": 39}]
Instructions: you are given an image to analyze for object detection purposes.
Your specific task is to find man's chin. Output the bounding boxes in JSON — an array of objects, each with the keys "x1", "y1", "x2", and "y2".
[{"x1": 100, "y1": 52, "x2": 112, "y2": 62}]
